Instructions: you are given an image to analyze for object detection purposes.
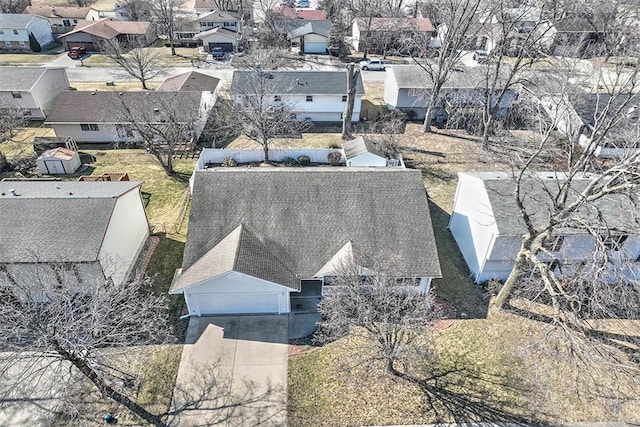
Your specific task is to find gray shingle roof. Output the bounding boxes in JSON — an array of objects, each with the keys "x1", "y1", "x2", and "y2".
[
  {"x1": 0, "y1": 67, "x2": 50, "y2": 91},
  {"x1": 463, "y1": 172, "x2": 640, "y2": 236},
  {"x1": 288, "y1": 20, "x2": 331, "y2": 38},
  {"x1": 157, "y1": 71, "x2": 220, "y2": 92},
  {"x1": 342, "y1": 136, "x2": 386, "y2": 160},
  {"x1": 0, "y1": 181, "x2": 142, "y2": 263},
  {"x1": 44, "y1": 91, "x2": 202, "y2": 124},
  {"x1": 231, "y1": 70, "x2": 365, "y2": 96},
  {"x1": 389, "y1": 65, "x2": 509, "y2": 89},
  {"x1": 0, "y1": 13, "x2": 41, "y2": 28},
  {"x1": 178, "y1": 168, "x2": 442, "y2": 290}
]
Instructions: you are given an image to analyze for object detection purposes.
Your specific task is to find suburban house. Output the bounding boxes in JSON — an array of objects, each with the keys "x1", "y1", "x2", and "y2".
[
  {"x1": 0, "y1": 67, "x2": 69, "y2": 119},
  {"x1": 197, "y1": 10, "x2": 243, "y2": 33},
  {"x1": 23, "y1": 6, "x2": 101, "y2": 35},
  {"x1": 522, "y1": 77, "x2": 640, "y2": 158},
  {"x1": 193, "y1": 27, "x2": 239, "y2": 52},
  {"x1": 449, "y1": 172, "x2": 640, "y2": 283},
  {"x1": 231, "y1": 70, "x2": 365, "y2": 122},
  {"x1": 170, "y1": 168, "x2": 442, "y2": 316},
  {"x1": 342, "y1": 136, "x2": 403, "y2": 167},
  {"x1": 58, "y1": 19, "x2": 154, "y2": 51},
  {"x1": 157, "y1": 71, "x2": 220, "y2": 93},
  {"x1": 351, "y1": 17, "x2": 433, "y2": 54},
  {"x1": 288, "y1": 20, "x2": 331, "y2": 54},
  {"x1": 0, "y1": 181, "x2": 150, "y2": 290},
  {"x1": 434, "y1": 20, "x2": 501, "y2": 54},
  {"x1": 194, "y1": 0, "x2": 253, "y2": 21},
  {"x1": 0, "y1": 14, "x2": 54, "y2": 50},
  {"x1": 549, "y1": 14, "x2": 606, "y2": 57},
  {"x1": 383, "y1": 65, "x2": 517, "y2": 122},
  {"x1": 274, "y1": 6, "x2": 327, "y2": 21},
  {"x1": 36, "y1": 147, "x2": 82, "y2": 174},
  {"x1": 44, "y1": 90, "x2": 213, "y2": 143}
]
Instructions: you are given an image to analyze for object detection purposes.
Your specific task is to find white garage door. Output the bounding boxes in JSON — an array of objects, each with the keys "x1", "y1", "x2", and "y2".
[{"x1": 194, "y1": 292, "x2": 280, "y2": 314}]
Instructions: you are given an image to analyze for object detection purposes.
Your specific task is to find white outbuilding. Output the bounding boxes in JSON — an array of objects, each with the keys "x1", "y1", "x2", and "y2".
[{"x1": 36, "y1": 147, "x2": 81, "y2": 174}]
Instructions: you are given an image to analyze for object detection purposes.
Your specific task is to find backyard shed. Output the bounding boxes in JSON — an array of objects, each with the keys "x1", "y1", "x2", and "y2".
[
  {"x1": 343, "y1": 136, "x2": 389, "y2": 167},
  {"x1": 36, "y1": 147, "x2": 81, "y2": 174}
]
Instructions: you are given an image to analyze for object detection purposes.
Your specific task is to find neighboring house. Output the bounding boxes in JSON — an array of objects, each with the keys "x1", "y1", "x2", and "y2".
[
  {"x1": 0, "y1": 181, "x2": 150, "y2": 290},
  {"x1": 197, "y1": 10, "x2": 242, "y2": 33},
  {"x1": 173, "y1": 21, "x2": 200, "y2": 47},
  {"x1": 58, "y1": 19, "x2": 154, "y2": 51},
  {"x1": 170, "y1": 168, "x2": 442, "y2": 316},
  {"x1": 0, "y1": 67, "x2": 69, "y2": 119},
  {"x1": 449, "y1": 172, "x2": 640, "y2": 283},
  {"x1": 274, "y1": 6, "x2": 327, "y2": 21},
  {"x1": 383, "y1": 65, "x2": 517, "y2": 122},
  {"x1": 45, "y1": 91, "x2": 212, "y2": 143},
  {"x1": 23, "y1": 6, "x2": 101, "y2": 35},
  {"x1": 352, "y1": 17, "x2": 433, "y2": 54},
  {"x1": 194, "y1": 0, "x2": 253, "y2": 21},
  {"x1": 0, "y1": 14, "x2": 54, "y2": 50},
  {"x1": 522, "y1": 77, "x2": 640, "y2": 158},
  {"x1": 36, "y1": 147, "x2": 82, "y2": 174},
  {"x1": 288, "y1": 20, "x2": 330, "y2": 54},
  {"x1": 193, "y1": 26, "x2": 239, "y2": 52},
  {"x1": 434, "y1": 20, "x2": 501, "y2": 54},
  {"x1": 157, "y1": 71, "x2": 220, "y2": 93},
  {"x1": 549, "y1": 14, "x2": 606, "y2": 57},
  {"x1": 342, "y1": 136, "x2": 403, "y2": 167},
  {"x1": 231, "y1": 70, "x2": 365, "y2": 122}
]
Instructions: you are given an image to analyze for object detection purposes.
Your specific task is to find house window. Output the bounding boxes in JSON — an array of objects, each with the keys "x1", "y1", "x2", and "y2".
[
  {"x1": 223, "y1": 22, "x2": 236, "y2": 27},
  {"x1": 0, "y1": 30, "x2": 4, "y2": 34},
  {"x1": 11, "y1": 92, "x2": 21, "y2": 99},
  {"x1": 73, "y1": 19, "x2": 78, "y2": 23},
  {"x1": 63, "y1": 19, "x2": 71, "y2": 26},
  {"x1": 4, "y1": 41, "x2": 12, "y2": 47},
  {"x1": 342, "y1": 95, "x2": 347, "y2": 102},
  {"x1": 542, "y1": 235, "x2": 564, "y2": 252},
  {"x1": 80, "y1": 123, "x2": 99, "y2": 131},
  {"x1": 13, "y1": 30, "x2": 18, "y2": 35},
  {"x1": 274, "y1": 95, "x2": 281, "y2": 102},
  {"x1": 19, "y1": 41, "x2": 26, "y2": 48},
  {"x1": 602, "y1": 235, "x2": 628, "y2": 251},
  {"x1": 306, "y1": 95, "x2": 313, "y2": 102}
]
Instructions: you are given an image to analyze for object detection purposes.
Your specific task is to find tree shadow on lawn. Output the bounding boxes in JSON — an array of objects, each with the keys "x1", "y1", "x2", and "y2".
[
  {"x1": 146, "y1": 233, "x2": 186, "y2": 316},
  {"x1": 428, "y1": 200, "x2": 489, "y2": 319}
]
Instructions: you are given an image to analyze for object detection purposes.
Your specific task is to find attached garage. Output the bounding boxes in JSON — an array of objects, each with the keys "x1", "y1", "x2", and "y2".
[
  {"x1": 177, "y1": 270, "x2": 294, "y2": 316},
  {"x1": 193, "y1": 27, "x2": 238, "y2": 53}
]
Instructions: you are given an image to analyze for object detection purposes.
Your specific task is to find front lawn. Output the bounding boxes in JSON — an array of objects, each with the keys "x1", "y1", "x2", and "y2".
[{"x1": 82, "y1": 47, "x2": 207, "y2": 68}]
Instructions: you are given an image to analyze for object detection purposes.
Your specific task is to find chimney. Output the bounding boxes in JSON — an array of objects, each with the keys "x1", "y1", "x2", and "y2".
[{"x1": 9, "y1": 189, "x2": 16, "y2": 196}]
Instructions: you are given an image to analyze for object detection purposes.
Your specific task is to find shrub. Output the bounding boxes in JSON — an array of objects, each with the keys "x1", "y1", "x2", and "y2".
[
  {"x1": 485, "y1": 280, "x2": 503, "y2": 296},
  {"x1": 297, "y1": 155, "x2": 311, "y2": 166},
  {"x1": 328, "y1": 142, "x2": 341, "y2": 149},
  {"x1": 221, "y1": 157, "x2": 237, "y2": 167},
  {"x1": 327, "y1": 151, "x2": 342, "y2": 165},
  {"x1": 28, "y1": 32, "x2": 41, "y2": 52},
  {"x1": 283, "y1": 157, "x2": 298, "y2": 166}
]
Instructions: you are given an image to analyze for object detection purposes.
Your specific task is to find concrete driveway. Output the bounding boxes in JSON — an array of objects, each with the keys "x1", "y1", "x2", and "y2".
[{"x1": 169, "y1": 315, "x2": 288, "y2": 427}]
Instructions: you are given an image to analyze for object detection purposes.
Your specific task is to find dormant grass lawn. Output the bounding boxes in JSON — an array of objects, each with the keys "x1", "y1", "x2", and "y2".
[
  {"x1": 83, "y1": 47, "x2": 206, "y2": 68},
  {"x1": 0, "y1": 53, "x2": 59, "y2": 65}
]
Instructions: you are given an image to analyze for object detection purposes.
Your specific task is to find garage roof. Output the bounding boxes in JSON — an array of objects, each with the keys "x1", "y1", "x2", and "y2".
[
  {"x1": 231, "y1": 70, "x2": 365, "y2": 96},
  {"x1": 176, "y1": 168, "x2": 442, "y2": 291}
]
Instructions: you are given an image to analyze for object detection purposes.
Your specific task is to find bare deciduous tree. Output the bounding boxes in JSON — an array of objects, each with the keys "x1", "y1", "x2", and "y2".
[
  {"x1": 118, "y1": 0, "x2": 152, "y2": 21},
  {"x1": 150, "y1": 0, "x2": 182, "y2": 56},
  {"x1": 229, "y1": 70, "x2": 312, "y2": 163},
  {"x1": 0, "y1": 263, "x2": 174, "y2": 426},
  {"x1": 106, "y1": 40, "x2": 164, "y2": 90},
  {"x1": 0, "y1": 0, "x2": 29, "y2": 13},
  {"x1": 0, "y1": 101, "x2": 28, "y2": 143},
  {"x1": 317, "y1": 253, "x2": 440, "y2": 376},
  {"x1": 341, "y1": 63, "x2": 360, "y2": 140}
]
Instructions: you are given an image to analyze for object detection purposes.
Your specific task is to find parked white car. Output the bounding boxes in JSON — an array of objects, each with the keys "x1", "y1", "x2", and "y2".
[{"x1": 359, "y1": 58, "x2": 387, "y2": 71}]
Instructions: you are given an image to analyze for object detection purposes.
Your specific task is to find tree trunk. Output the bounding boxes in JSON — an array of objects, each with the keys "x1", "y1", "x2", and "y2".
[
  {"x1": 263, "y1": 144, "x2": 270, "y2": 163},
  {"x1": 494, "y1": 242, "x2": 530, "y2": 308},
  {"x1": 341, "y1": 63, "x2": 358, "y2": 140},
  {"x1": 422, "y1": 88, "x2": 440, "y2": 133},
  {"x1": 141, "y1": 79, "x2": 149, "y2": 90},
  {"x1": 166, "y1": 150, "x2": 174, "y2": 174},
  {"x1": 51, "y1": 341, "x2": 166, "y2": 427}
]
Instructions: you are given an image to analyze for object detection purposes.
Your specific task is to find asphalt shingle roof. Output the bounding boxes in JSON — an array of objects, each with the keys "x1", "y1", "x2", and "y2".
[
  {"x1": 0, "y1": 181, "x2": 142, "y2": 263},
  {"x1": 288, "y1": 20, "x2": 331, "y2": 38},
  {"x1": 463, "y1": 172, "x2": 640, "y2": 236},
  {"x1": 0, "y1": 13, "x2": 40, "y2": 28},
  {"x1": 342, "y1": 136, "x2": 386, "y2": 160},
  {"x1": 157, "y1": 71, "x2": 220, "y2": 92},
  {"x1": 177, "y1": 168, "x2": 442, "y2": 290},
  {"x1": 45, "y1": 91, "x2": 202, "y2": 124},
  {"x1": 231, "y1": 70, "x2": 365, "y2": 96},
  {"x1": 0, "y1": 67, "x2": 52, "y2": 91},
  {"x1": 24, "y1": 6, "x2": 90, "y2": 19},
  {"x1": 389, "y1": 65, "x2": 509, "y2": 89}
]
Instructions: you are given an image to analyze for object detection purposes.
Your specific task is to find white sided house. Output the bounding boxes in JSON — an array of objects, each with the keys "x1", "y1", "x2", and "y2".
[
  {"x1": 45, "y1": 90, "x2": 213, "y2": 143},
  {"x1": 170, "y1": 168, "x2": 442, "y2": 316},
  {"x1": 0, "y1": 181, "x2": 150, "y2": 290},
  {"x1": 0, "y1": 67, "x2": 69, "y2": 119},
  {"x1": 0, "y1": 14, "x2": 54, "y2": 50},
  {"x1": 231, "y1": 70, "x2": 365, "y2": 122},
  {"x1": 449, "y1": 172, "x2": 640, "y2": 283}
]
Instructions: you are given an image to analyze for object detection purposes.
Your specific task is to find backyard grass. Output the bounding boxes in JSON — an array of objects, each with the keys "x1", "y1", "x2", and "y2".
[
  {"x1": 70, "y1": 81, "x2": 159, "y2": 91},
  {"x1": 0, "y1": 53, "x2": 60, "y2": 65}
]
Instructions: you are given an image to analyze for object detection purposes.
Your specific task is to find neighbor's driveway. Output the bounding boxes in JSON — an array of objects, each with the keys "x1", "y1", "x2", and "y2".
[{"x1": 169, "y1": 315, "x2": 288, "y2": 427}]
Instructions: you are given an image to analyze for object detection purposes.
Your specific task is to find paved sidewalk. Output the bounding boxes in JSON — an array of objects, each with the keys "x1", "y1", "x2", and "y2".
[{"x1": 169, "y1": 315, "x2": 288, "y2": 426}]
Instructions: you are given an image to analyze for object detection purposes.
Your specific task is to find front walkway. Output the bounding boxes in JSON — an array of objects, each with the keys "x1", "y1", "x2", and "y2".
[{"x1": 168, "y1": 315, "x2": 288, "y2": 426}]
